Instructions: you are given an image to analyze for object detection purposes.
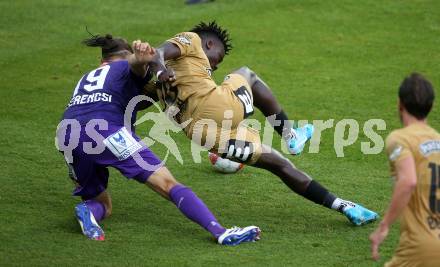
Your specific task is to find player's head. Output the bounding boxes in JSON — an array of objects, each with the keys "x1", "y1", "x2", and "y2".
[
  {"x1": 83, "y1": 34, "x2": 133, "y2": 62},
  {"x1": 190, "y1": 21, "x2": 232, "y2": 71},
  {"x1": 398, "y1": 73, "x2": 435, "y2": 122}
]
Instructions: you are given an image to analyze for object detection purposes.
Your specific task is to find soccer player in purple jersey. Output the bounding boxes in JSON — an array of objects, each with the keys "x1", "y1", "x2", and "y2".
[{"x1": 56, "y1": 34, "x2": 260, "y2": 245}]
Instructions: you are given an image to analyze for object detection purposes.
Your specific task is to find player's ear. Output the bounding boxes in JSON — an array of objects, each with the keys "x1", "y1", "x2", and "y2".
[
  {"x1": 206, "y1": 39, "x2": 214, "y2": 50},
  {"x1": 398, "y1": 100, "x2": 404, "y2": 112}
]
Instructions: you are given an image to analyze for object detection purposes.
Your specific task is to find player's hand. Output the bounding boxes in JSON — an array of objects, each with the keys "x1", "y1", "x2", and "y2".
[
  {"x1": 157, "y1": 67, "x2": 176, "y2": 83},
  {"x1": 132, "y1": 40, "x2": 156, "y2": 64},
  {"x1": 369, "y1": 223, "x2": 389, "y2": 261}
]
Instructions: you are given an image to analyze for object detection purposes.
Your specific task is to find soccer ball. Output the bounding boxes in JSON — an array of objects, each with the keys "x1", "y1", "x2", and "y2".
[{"x1": 208, "y1": 152, "x2": 244, "y2": 174}]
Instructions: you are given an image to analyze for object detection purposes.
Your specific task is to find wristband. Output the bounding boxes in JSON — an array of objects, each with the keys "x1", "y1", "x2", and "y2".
[{"x1": 156, "y1": 70, "x2": 164, "y2": 79}]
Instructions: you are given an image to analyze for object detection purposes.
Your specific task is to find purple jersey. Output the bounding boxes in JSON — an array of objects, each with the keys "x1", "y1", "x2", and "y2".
[
  {"x1": 62, "y1": 60, "x2": 151, "y2": 127},
  {"x1": 58, "y1": 60, "x2": 161, "y2": 199}
]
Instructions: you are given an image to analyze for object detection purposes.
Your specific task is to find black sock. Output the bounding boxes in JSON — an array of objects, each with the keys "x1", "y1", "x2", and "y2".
[
  {"x1": 302, "y1": 180, "x2": 336, "y2": 209},
  {"x1": 271, "y1": 110, "x2": 291, "y2": 137}
]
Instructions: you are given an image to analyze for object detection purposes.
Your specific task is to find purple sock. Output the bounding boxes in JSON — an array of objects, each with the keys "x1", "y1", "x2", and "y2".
[
  {"x1": 84, "y1": 200, "x2": 106, "y2": 222},
  {"x1": 169, "y1": 184, "x2": 226, "y2": 238}
]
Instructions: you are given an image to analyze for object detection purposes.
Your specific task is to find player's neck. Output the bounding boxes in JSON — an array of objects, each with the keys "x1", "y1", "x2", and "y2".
[
  {"x1": 100, "y1": 56, "x2": 126, "y2": 66},
  {"x1": 402, "y1": 114, "x2": 427, "y2": 127}
]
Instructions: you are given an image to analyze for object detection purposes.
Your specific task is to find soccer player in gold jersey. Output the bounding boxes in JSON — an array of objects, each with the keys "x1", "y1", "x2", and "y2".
[
  {"x1": 148, "y1": 21, "x2": 378, "y2": 226},
  {"x1": 370, "y1": 73, "x2": 440, "y2": 266}
]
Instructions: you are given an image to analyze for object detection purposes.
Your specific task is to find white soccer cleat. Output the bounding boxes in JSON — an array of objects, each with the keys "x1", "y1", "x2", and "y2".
[
  {"x1": 217, "y1": 226, "x2": 261, "y2": 246},
  {"x1": 208, "y1": 152, "x2": 244, "y2": 174}
]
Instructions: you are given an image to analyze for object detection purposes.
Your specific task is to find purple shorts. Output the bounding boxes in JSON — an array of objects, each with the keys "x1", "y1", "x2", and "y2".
[{"x1": 60, "y1": 124, "x2": 162, "y2": 200}]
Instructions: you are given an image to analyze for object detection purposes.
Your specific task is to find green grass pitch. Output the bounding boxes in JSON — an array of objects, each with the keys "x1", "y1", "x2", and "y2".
[{"x1": 1, "y1": 0, "x2": 439, "y2": 266}]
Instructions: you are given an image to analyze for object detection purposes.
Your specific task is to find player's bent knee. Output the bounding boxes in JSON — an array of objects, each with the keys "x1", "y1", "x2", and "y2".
[
  {"x1": 232, "y1": 66, "x2": 256, "y2": 85},
  {"x1": 257, "y1": 146, "x2": 296, "y2": 175},
  {"x1": 162, "y1": 176, "x2": 179, "y2": 195},
  {"x1": 237, "y1": 66, "x2": 251, "y2": 73},
  {"x1": 147, "y1": 167, "x2": 180, "y2": 196}
]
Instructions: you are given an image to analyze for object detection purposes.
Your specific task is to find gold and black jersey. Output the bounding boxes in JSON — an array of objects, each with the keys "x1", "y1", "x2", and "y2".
[
  {"x1": 165, "y1": 32, "x2": 217, "y2": 120},
  {"x1": 156, "y1": 32, "x2": 263, "y2": 164},
  {"x1": 385, "y1": 123, "x2": 440, "y2": 267}
]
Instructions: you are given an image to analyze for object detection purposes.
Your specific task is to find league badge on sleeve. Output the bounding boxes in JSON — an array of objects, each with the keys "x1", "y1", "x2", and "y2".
[
  {"x1": 176, "y1": 34, "x2": 192, "y2": 45},
  {"x1": 389, "y1": 145, "x2": 402, "y2": 162}
]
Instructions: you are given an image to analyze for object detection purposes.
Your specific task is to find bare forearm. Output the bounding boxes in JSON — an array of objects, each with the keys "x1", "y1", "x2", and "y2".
[
  {"x1": 148, "y1": 48, "x2": 167, "y2": 75},
  {"x1": 148, "y1": 42, "x2": 181, "y2": 76},
  {"x1": 127, "y1": 54, "x2": 147, "y2": 77}
]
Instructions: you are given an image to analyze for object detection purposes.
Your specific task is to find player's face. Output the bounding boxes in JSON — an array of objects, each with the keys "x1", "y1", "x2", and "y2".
[{"x1": 204, "y1": 39, "x2": 225, "y2": 71}]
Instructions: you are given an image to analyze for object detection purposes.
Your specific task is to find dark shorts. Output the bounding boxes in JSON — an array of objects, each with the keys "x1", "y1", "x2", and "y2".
[{"x1": 59, "y1": 124, "x2": 162, "y2": 200}]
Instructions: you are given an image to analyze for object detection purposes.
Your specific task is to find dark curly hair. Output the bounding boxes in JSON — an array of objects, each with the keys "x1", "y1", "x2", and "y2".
[{"x1": 190, "y1": 21, "x2": 232, "y2": 54}]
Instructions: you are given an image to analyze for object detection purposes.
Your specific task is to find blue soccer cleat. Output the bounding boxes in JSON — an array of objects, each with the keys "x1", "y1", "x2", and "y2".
[
  {"x1": 75, "y1": 203, "x2": 105, "y2": 241},
  {"x1": 343, "y1": 203, "x2": 378, "y2": 226},
  {"x1": 217, "y1": 226, "x2": 261, "y2": 246},
  {"x1": 287, "y1": 124, "x2": 314, "y2": 155}
]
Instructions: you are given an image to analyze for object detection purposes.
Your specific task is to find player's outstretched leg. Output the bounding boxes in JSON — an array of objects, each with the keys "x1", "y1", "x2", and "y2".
[
  {"x1": 231, "y1": 66, "x2": 313, "y2": 155},
  {"x1": 74, "y1": 191, "x2": 112, "y2": 241},
  {"x1": 146, "y1": 167, "x2": 261, "y2": 245},
  {"x1": 254, "y1": 145, "x2": 378, "y2": 226}
]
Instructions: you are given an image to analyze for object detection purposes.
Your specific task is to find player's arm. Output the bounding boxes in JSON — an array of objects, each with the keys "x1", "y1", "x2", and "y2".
[
  {"x1": 127, "y1": 40, "x2": 156, "y2": 77},
  {"x1": 369, "y1": 155, "x2": 417, "y2": 261},
  {"x1": 148, "y1": 42, "x2": 181, "y2": 83},
  {"x1": 136, "y1": 82, "x2": 160, "y2": 111}
]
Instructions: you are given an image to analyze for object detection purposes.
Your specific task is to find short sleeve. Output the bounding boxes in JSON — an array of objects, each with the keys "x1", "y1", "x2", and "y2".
[
  {"x1": 385, "y1": 131, "x2": 412, "y2": 172},
  {"x1": 167, "y1": 32, "x2": 201, "y2": 57}
]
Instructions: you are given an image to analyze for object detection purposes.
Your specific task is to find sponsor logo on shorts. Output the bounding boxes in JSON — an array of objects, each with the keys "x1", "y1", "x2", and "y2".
[
  {"x1": 103, "y1": 127, "x2": 142, "y2": 161},
  {"x1": 234, "y1": 86, "x2": 254, "y2": 118}
]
